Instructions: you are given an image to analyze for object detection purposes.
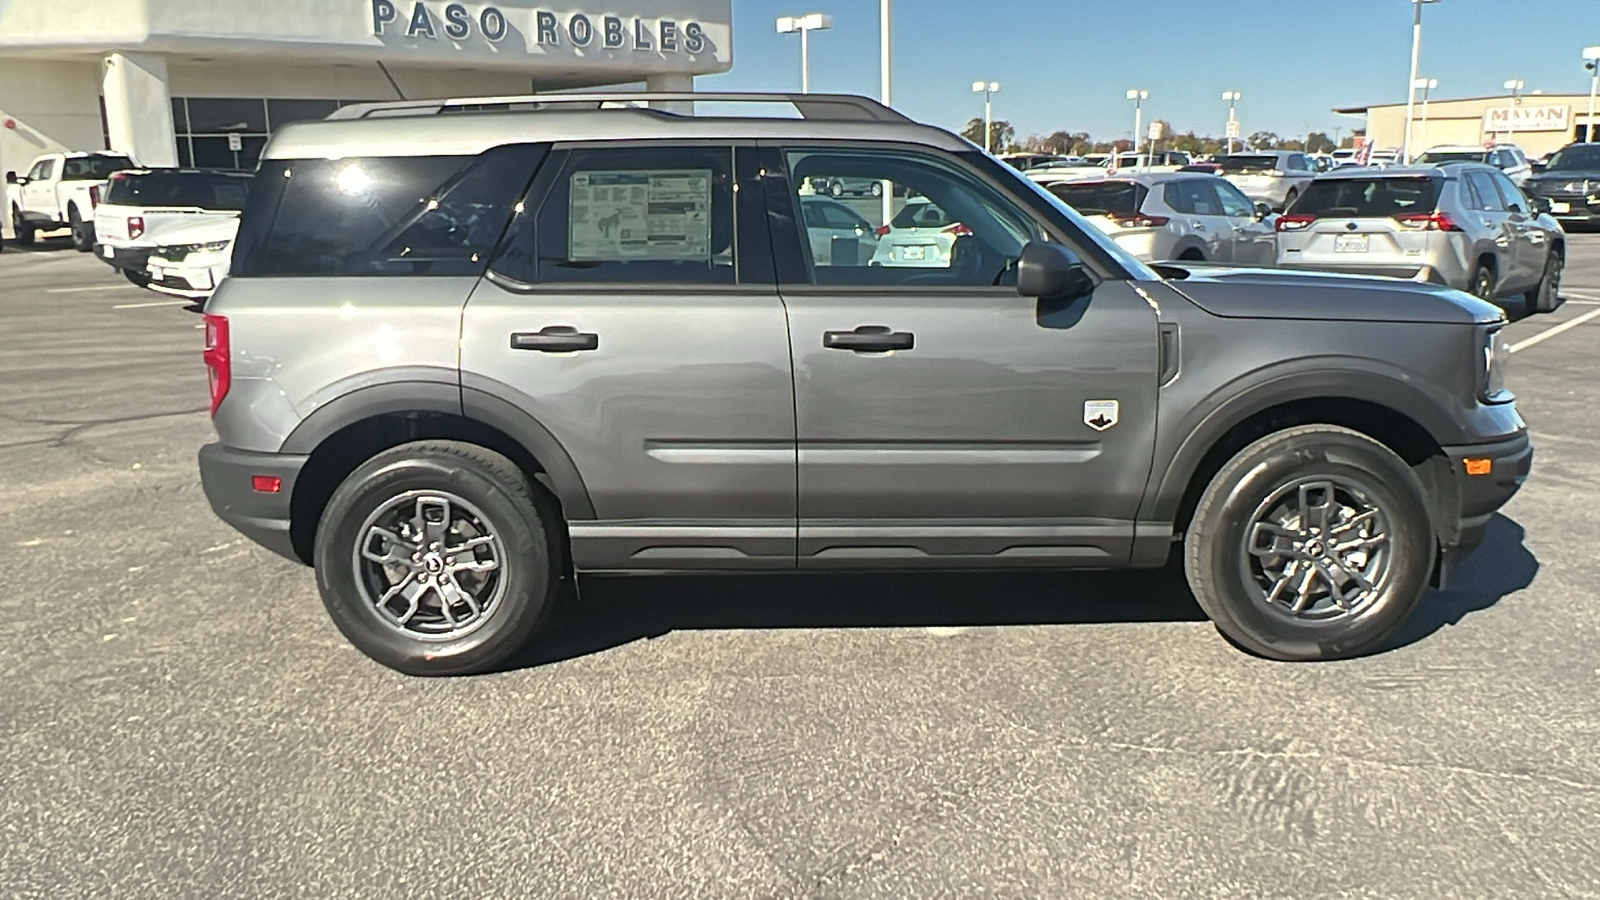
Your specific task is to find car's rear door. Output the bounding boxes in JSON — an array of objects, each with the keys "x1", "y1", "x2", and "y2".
[
  {"x1": 1488, "y1": 169, "x2": 1547, "y2": 289},
  {"x1": 462, "y1": 142, "x2": 796, "y2": 571},
  {"x1": 763, "y1": 143, "x2": 1160, "y2": 569},
  {"x1": 1462, "y1": 169, "x2": 1518, "y2": 290}
]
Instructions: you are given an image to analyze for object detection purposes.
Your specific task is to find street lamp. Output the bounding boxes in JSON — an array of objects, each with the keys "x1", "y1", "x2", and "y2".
[
  {"x1": 1127, "y1": 89, "x2": 1149, "y2": 163},
  {"x1": 1585, "y1": 47, "x2": 1600, "y2": 143},
  {"x1": 1413, "y1": 78, "x2": 1437, "y2": 150},
  {"x1": 1221, "y1": 91, "x2": 1241, "y2": 154},
  {"x1": 776, "y1": 13, "x2": 833, "y2": 94},
  {"x1": 1401, "y1": 0, "x2": 1441, "y2": 164},
  {"x1": 972, "y1": 81, "x2": 1001, "y2": 153},
  {"x1": 1504, "y1": 79, "x2": 1525, "y2": 103}
]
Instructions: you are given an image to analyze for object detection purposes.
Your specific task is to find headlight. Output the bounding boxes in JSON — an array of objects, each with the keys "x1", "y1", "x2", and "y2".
[
  {"x1": 1483, "y1": 328, "x2": 1510, "y2": 402},
  {"x1": 201, "y1": 240, "x2": 230, "y2": 252}
]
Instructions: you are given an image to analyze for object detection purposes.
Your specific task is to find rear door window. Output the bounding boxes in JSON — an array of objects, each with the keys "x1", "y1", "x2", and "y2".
[
  {"x1": 1465, "y1": 171, "x2": 1507, "y2": 212},
  {"x1": 1165, "y1": 180, "x2": 1219, "y2": 216},
  {"x1": 1291, "y1": 177, "x2": 1440, "y2": 218}
]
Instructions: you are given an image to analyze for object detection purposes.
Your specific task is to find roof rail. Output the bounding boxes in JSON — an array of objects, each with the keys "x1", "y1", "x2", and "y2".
[{"x1": 325, "y1": 92, "x2": 911, "y2": 124}]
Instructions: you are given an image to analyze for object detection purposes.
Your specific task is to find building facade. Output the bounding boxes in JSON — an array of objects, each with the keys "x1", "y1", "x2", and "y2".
[
  {"x1": 0, "y1": 0, "x2": 732, "y2": 200},
  {"x1": 1338, "y1": 93, "x2": 1600, "y2": 160}
]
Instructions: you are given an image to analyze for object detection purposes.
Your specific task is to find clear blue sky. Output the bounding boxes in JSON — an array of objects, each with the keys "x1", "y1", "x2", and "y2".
[{"x1": 704, "y1": 0, "x2": 1600, "y2": 143}]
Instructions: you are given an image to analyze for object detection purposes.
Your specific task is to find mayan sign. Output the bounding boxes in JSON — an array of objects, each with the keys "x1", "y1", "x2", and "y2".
[{"x1": 1482, "y1": 105, "x2": 1571, "y2": 133}]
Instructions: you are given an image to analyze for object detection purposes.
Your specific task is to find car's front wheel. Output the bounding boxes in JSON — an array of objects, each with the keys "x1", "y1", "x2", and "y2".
[
  {"x1": 1469, "y1": 262, "x2": 1496, "y2": 301},
  {"x1": 1527, "y1": 247, "x2": 1562, "y2": 314},
  {"x1": 314, "y1": 441, "x2": 560, "y2": 676},
  {"x1": 12, "y1": 208, "x2": 35, "y2": 246},
  {"x1": 1184, "y1": 425, "x2": 1434, "y2": 661}
]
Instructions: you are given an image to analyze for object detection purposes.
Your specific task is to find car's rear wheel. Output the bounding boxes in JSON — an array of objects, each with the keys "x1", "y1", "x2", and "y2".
[
  {"x1": 314, "y1": 440, "x2": 559, "y2": 676},
  {"x1": 1184, "y1": 425, "x2": 1434, "y2": 661},
  {"x1": 1468, "y1": 262, "x2": 1496, "y2": 301},
  {"x1": 1527, "y1": 247, "x2": 1563, "y2": 314},
  {"x1": 829, "y1": 181, "x2": 845, "y2": 199},
  {"x1": 68, "y1": 206, "x2": 93, "y2": 252}
]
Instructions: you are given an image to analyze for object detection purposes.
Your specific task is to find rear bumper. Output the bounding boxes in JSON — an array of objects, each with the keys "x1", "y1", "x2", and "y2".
[
  {"x1": 1436, "y1": 431, "x2": 1532, "y2": 581},
  {"x1": 198, "y1": 442, "x2": 309, "y2": 564}
]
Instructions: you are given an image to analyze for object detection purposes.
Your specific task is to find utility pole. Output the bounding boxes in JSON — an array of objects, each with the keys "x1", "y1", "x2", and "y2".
[
  {"x1": 973, "y1": 82, "x2": 1000, "y2": 153},
  {"x1": 1402, "y1": 0, "x2": 1441, "y2": 163}
]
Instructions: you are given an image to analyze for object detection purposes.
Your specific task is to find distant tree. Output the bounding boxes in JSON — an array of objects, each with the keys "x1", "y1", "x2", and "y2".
[
  {"x1": 961, "y1": 118, "x2": 1016, "y2": 153},
  {"x1": 1305, "y1": 132, "x2": 1337, "y2": 154},
  {"x1": 1040, "y1": 130, "x2": 1089, "y2": 155},
  {"x1": 1247, "y1": 130, "x2": 1281, "y2": 150}
]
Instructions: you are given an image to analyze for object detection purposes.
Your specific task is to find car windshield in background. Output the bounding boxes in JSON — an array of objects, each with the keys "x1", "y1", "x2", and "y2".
[
  {"x1": 1048, "y1": 181, "x2": 1146, "y2": 216},
  {"x1": 1292, "y1": 177, "x2": 1439, "y2": 218},
  {"x1": 1217, "y1": 155, "x2": 1280, "y2": 174},
  {"x1": 105, "y1": 172, "x2": 252, "y2": 210},
  {"x1": 1544, "y1": 145, "x2": 1600, "y2": 171},
  {"x1": 61, "y1": 156, "x2": 134, "y2": 180},
  {"x1": 1417, "y1": 151, "x2": 1487, "y2": 164}
]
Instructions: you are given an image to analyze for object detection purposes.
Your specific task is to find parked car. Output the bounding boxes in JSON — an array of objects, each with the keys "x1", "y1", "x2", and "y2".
[
  {"x1": 1046, "y1": 172, "x2": 1275, "y2": 265},
  {"x1": 1217, "y1": 151, "x2": 1317, "y2": 210},
  {"x1": 809, "y1": 175, "x2": 883, "y2": 198},
  {"x1": 799, "y1": 197, "x2": 877, "y2": 266},
  {"x1": 6, "y1": 151, "x2": 135, "y2": 250},
  {"x1": 198, "y1": 91, "x2": 1529, "y2": 676},
  {"x1": 143, "y1": 216, "x2": 239, "y2": 301},
  {"x1": 868, "y1": 198, "x2": 962, "y2": 267},
  {"x1": 1275, "y1": 164, "x2": 1563, "y2": 311},
  {"x1": 93, "y1": 168, "x2": 251, "y2": 286},
  {"x1": 1523, "y1": 142, "x2": 1600, "y2": 230},
  {"x1": 1330, "y1": 149, "x2": 1361, "y2": 168},
  {"x1": 1110, "y1": 150, "x2": 1190, "y2": 171},
  {"x1": 1415, "y1": 144, "x2": 1532, "y2": 186}
]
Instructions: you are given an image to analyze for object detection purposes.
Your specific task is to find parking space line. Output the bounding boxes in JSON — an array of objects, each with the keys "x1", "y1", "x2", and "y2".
[
  {"x1": 46, "y1": 284, "x2": 129, "y2": 294},
  {"x1": 1509, "y1": 306, "x2": 1600, "y2": 354},
  {"x1": 112, "y1": 300, "x2": 191, "y2": 309}
]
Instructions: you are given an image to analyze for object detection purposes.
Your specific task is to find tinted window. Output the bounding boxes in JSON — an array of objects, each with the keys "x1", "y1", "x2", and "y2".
[
  {"x1": 528, "y1": 146, "x2": 735, "y2": 285},
  {"x1": 1217, "y1": 155, "x2": 1280, "y2": 174},
  {"x1": 61, "y1": 156, "x2": 130, "y2": 180},
  {"x1": 1048, "y1": 181, "x2": 1145, "y2": 216},
  {"x1": 105, "y1": 171, "x2": 251, "y2": 210},
  {"x1": 185, "y1": 98, "x2": 268, "y2": 134},
  {"x1": 1166, "y1": 180, "x2": 1219, "y2": 215},
  {"x1": 1417, "y1": 150, "x2": 1487, "y2": 164},
  {"x1": 1544, "y1": 145, "x2": 1600, "y2": 170},
  {"x1": 1292, "y1": 177, "x2": 1440, "y2": 217},
  {"x1": 783, "y1": 148, "x2": 1041, "y2": 287},
  {"x1": 234, "y1": 145, "x2": 542, "y2": 277},
  {"x1": 1465, "y1": 172, "x2": 1507, "y2": 212},
  {"x1": 1289, "y1": 154, "x2": 1310, "y2": 171}
]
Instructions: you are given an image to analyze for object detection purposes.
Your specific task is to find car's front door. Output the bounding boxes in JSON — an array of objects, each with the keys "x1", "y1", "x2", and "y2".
[
  {"x1": 1489, "y1": 169, "x2": 1547, "y2": 290},
  {"x1": 1464, "y1": 169, "x2": 1518, "y2": 292},
  {"x1": 1165, "y1": 179, "x2": 1229, "y2": 260},
  {"x1": 463, "y1": 143, "x2": 797, "y2": 571},
  {"x1": 22, "y1": 158, "x2": 56, "y2": 217},
  {"x1": 1212, "y1": 179, "x2": 1277, "y2": 266},
  {"x1": 765, "y1": 144, "x2": 1160, "y2": 568}
]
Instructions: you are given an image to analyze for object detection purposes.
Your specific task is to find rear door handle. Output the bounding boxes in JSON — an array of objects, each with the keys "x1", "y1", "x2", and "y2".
[
  {"x1": 511, "y1": 327, "x2": 599, "y2": 352},
  {"x1": 823, "y1": 326, "x2": 914, "y2": 352}
]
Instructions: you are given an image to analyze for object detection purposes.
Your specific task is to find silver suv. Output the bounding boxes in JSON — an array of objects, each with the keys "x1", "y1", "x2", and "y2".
[
  {"x1": 199, "y1": 93, "x2": 1530, "y2": 675},
  {"x1": 1217, "y1": 151, "x2": 1318, "y2": 211},
  {"x1": 1046, "y1": 172, "x2": 1276, "y2": 264},
  {"x1": 1275, "y1": 164, "x2": 1564, "y2": 312}
]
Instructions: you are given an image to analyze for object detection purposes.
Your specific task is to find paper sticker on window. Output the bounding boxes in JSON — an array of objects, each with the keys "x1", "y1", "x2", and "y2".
[{"x1": 569, "y1": 170, "x2": 712, "y2": 261}]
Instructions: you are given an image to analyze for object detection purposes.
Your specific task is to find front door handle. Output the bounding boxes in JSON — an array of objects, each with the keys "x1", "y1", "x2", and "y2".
[
  {"x1": 823, "y1": 326, "x2": 914, "y2": 352},
  {"x1": 511, "y1": 327, "x2": 599, "y2": 352}
]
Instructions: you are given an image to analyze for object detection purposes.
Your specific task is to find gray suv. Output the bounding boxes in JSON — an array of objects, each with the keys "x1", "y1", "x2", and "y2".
[{"x1": 199, "y1": 93, "x2": 1531, "y2": 675}]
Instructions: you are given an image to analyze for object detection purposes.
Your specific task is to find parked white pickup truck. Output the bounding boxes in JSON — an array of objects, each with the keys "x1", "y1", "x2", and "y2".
[
  {"x1": 6, "y1": 151, "x2": 136, "y2": 251},
  {"x1": 93, "y1": 168, "x2": 251, "y2": 285}
]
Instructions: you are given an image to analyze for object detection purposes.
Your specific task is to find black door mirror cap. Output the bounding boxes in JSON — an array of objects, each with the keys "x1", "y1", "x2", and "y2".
[
  {"x1": 5, "y1": 171, "x2": 18, "y2": 184},
  {"x1": 1255, "y1": 202, "x2": 1273, "y2": 219},
  {"x1": 1016, "y1": 240, "x2": 1096, "y2": 302}
]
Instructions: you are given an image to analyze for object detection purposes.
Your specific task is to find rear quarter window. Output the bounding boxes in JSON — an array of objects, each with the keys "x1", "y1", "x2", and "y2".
[{"x1": 1291, "y1": 177, "x2": 1439, "y2": 217}]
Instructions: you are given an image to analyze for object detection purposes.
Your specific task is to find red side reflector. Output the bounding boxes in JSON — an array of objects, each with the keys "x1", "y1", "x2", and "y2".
[
  {"x1": 251, "y1": 475, "x2": 282, "y2": 493},
  {"x1": 1463, "y1": 458, "x2": 1492, "y2": 477}
]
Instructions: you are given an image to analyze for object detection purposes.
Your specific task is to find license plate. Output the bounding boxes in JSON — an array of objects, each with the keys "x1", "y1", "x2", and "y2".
[
  {"x1": 1334, "y1": 234, "x2": 1369, "y2": 253},
  {"x1": 1550, "y1": 201, "x2": 1571, "y2": 214},
  {"x1": 148, "y1": 265, "x2": 166, "y2": 281},
  {"x1": 901, "y1": 245, "x2": 929, "y2": 260},
  {"x1": 101, "y1": 245, "x2": 115, "y2": 258}
]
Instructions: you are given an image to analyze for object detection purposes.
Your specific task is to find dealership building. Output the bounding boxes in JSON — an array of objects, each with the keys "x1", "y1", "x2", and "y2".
[
  {"x1": 0, "y1": 0, "x2": 732, "y2": 218},
  {"x1": 1338, "y1": 92, "x2": 1600, "y2": 159}
]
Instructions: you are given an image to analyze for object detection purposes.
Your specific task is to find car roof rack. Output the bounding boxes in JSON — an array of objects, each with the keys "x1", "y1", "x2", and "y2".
[{"x1": 326, "y1": 92, "x2": 910, "y2": 124}]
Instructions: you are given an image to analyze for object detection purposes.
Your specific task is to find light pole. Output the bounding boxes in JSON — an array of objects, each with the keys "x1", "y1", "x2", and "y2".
[
  {"x1": 1585, "y1": 47, "x2": 1600, "y2": 142},
  {"x1": 880, "y1": 0, "x2": 894, "y2": 222},
  {"x1": 1401, "y1": 0, "x2": 1441, "y2": 164},
  {"x1": 1127, "y1": 89, "x2": 1148, "y2": 163},
  {"x1": 776, "y1": 14, "x2": 833, "y2": 94},
  {"x1": 1413, "y1": 78, "x2": 1437, "y2": 150},
  {"x1": 1222, "y1": 91, "x2": 1241, "y2": 154},
  {"x1": 1504, "y1": 79, "x2": 1525, "y2": 103},
  {"x1": 973, "y1": 81, "x2": 1001, "y2": 153}
]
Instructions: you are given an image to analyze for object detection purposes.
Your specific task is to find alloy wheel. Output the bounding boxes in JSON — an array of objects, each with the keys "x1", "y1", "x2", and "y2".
[
  {"x1": 351, "y1": 490, "x2": 507, "y2": 641},
  {"x1": 1240, "y1": 477, "x2": 1393, "y2": 622}
]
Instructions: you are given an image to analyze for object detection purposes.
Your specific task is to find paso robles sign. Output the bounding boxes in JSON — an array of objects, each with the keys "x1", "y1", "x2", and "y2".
[
  {"x1": 1482, "y1": 104, "x2": 1571, "y2": 133},
  {"x1": 371, "y1": 1, "x2": 710, "y2": 53}
]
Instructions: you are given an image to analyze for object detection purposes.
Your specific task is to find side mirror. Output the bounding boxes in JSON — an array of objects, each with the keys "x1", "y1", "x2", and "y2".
[
  {"x1": 1529, "y1": 195, "x2": 1550, "y2": 215},
  {"x1": 1255, "y1": 202, "x2": 1272, "y2": 220},
  {"x1": 5, "y1": 171, "x2": 18, "y2": 184},
  {"x1": 1017, "y1": 241, "x2": 1095, "y2": 302}
]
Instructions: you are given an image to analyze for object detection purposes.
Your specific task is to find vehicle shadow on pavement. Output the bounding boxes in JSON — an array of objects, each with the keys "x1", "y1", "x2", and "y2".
[
  {"x1": 1386, "y1": 513, "x2": 1537, "y2": 650},
  {"x1": 512, "y1": 562, "x2": 1210, "y2": 670}
]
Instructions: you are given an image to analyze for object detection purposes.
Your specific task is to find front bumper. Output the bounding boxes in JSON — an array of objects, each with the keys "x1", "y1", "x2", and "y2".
[
  {"x1": 198, "y1": 443, "x2": 309, "y2": 564},
  {"x1": 1436, "y1": 431, "x2": 1532, "y2": 579},
  {"x1": 93, "y1": 243, "x2": 154, "y2": 273}
]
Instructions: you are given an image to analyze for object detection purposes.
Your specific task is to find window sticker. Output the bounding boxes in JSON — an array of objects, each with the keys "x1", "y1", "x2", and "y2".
[{"x1": 569, "y1": 169, "x2": 712, "y2": 261}]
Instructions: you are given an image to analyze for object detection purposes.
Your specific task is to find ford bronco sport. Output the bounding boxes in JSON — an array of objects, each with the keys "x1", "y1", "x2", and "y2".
[{"x1": 198, "y1": 93, "x2": 1531, "y2": 675}]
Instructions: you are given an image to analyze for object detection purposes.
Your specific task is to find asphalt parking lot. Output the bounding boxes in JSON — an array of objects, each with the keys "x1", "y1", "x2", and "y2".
[{"x1": 3, "y1": 236, "x2": 1599, "y2": 899}]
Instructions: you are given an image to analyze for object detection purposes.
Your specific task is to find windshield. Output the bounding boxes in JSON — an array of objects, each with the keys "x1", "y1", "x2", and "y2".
[
  {"x1": 105, "y1": 171, "x2": 252, "y2": 210},
  {"x1": 1544, "y1": 145, "x2": 1600, "y2": 171},
  {"x1": 1217, "y1": 155, "x2": 1280, "y2": 174},
  {"x1": 1047, "y1": 181, "x2": 1146, "y2": 216},
  {"x1": 61, "y1": 155, "x2": 134, "y2": 181},
  {"x1": 1291, "y1": 177, "x2": 1439, "y2": 217},
  {"x1": 1417, "y1": 150, "x2": 1487, "y2": 164}
]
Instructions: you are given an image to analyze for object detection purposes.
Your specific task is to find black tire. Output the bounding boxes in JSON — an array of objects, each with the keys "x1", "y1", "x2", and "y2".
[
  {"x1": 313, "y1": 440, "x2": 560, "y2": 676},
  {"x1": 1184, "y1": 425, "x2": 1434, "y2": 661},
  {"x1": 1468, "y1": 262, "x2": 1496, "y2": 301},
  {"x1": 1177, "y1": 248, "x2": 1206, "y2": 261},
  {"x1": 122, "y1": 268, "x2": 152, "y2": 287},
  {"x1": 68, "y1": 206, "x2": 93, "y2": 252},
  {"x1": 829, "y1": 181, "x2": 845, "y2": 199},
  {"x1": 12, "y1": 208, "x2": 35, "y2": 247},
  {"x1": 1526, "y1": 247, "x2": 1562, "y2": 314}
]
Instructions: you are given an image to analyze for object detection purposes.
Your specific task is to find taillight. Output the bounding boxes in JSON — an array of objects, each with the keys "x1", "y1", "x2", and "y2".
[
  {"x1": 1275, "y1": 214, "x2": 1316, "y2": 232},
  {"x1": 128, "y1": 216, "x2": 144, "y2": 239},
  {"x1": 202, "y1": 314, "x2": 230, "y2": 417},
  {"x1": 89, "y1": 184, "x2": 101, "y2": 207},
  {"x1": 1394, "y1": 211, "x2": 1462, "y2": 232},
  {"x1": 943, "y1": 223, "x2": 974, "y2": 237},
  {"x1": 1108, "y1": 213, "x2": 1171, "y2": 229},
  {"x1": 874, "y1": 225, "x2": 891, "y2": 237}
]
